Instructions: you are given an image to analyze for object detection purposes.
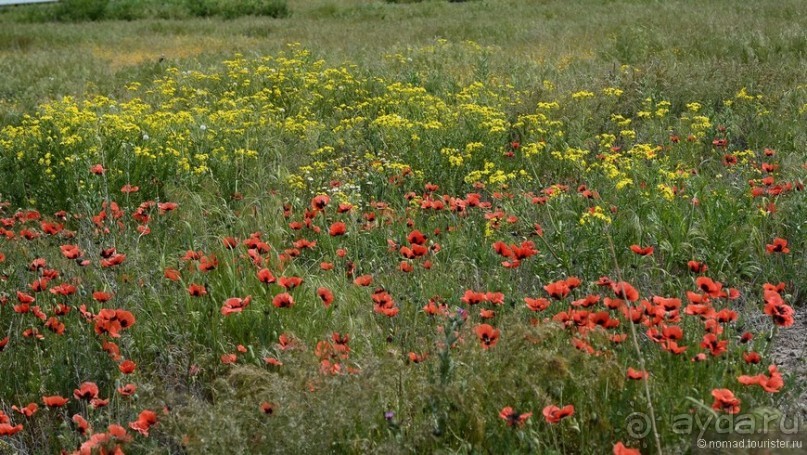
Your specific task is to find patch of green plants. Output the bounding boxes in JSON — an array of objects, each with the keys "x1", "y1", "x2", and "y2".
[{"x1": 5, "y1": 0, "x2": 289, "y2": 22}]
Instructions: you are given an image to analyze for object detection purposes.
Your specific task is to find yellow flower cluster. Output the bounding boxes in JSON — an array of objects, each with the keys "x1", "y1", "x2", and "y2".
[{"x1": 0, "y1": 40, "x2": 767, "y2": 208}]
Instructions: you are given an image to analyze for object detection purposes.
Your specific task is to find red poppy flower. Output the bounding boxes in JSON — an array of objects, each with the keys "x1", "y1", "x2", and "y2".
[
  {"x1": 723, "y1": 154, "x2": 738, "y2": 166},
  {"x1": 120, "y1": 184, "x2": 139, "y2": 194},
  {"x1": 278, "y1": 276, "x2": 303, "y2": 289},
  {"x1": 687, "y1": 260, "x2": 708, "y2": 273},
  {"x1": 408, "y1": 352, "x2": 427, "y2": 363},
  {"x1": 221, "y1": 296, "x2": 252, "y2": 315},
  {"x1": 626, "y1": 368, "x2": 648, "y2": 380},
  {"x1": 317, "y1": 287, "x2": 334, "y2": 308},
  {"x1": 94, "y1": 309, "x2": 136, "y2": 338},
  {"x1": 119, "y1": 360, "x2": 137, "y2": 374},
  {"x1": 221, "y1": 353, "x2": 237, "y2": 364},
  {"x1": 715, "y1": 308, "x2": 738, "y2": 323},
  {"x1": 372, "y1": 289, "x2": 399, "y2": 317},
  {"x1": 107, "y1": 423, "x2": 132, "y2": 443},
  {"x1": 711, "y1": 389, "x2": 741, "y2": 414},
  {"x1": 42, "y1": 395, "x2": 69, "y2": 407},
  {"x1": 293, "y1": 239, "x2": 317, "y2": 250},
  {"x1": 570, "y1": 294, "x2": 599, "y2": 308},
  {"x1": 596, "y1": 276, "x2": 613, "y2": 287},
  {"x1": 461, "y1": 290, "x2": 487, "y2": 305},
  {"x1": 651, "y1": 296, "x2": 681, "y2": 311},
  {"x1": 47, "y1": 304, "x2": 65, "y2": 318},
  {"x1": 544, "y1": 280, "x2": 571, "y2": 300},
  {"x1": 197, "y1": 255, "x2": 217, "y2": 272},
  {"x1": 0, "y1": 423, "x2": 23, "y2": 436},
  {"x1": 542, "y1": 404, "x2": 574, "y2": 423},
  {"x1": 11, "y1": 403, "x2": 38, "y2": 417},
  {"x1": 484, "y1": 292, "x2": 504, "y2": 305},
  {"x1": 20, "y1": 228, "x2": 40, "y2": 240},
  {"x1": 407, "y1": 229, "x2": 427, "y2": 245},
  {"x1": 256, "y1": 268, "x2": 276, "y2": 284},
  {"x1": 395, "y1": 260, "x2": 412, "y2": 273},
  {"x1": 763, "y1": 290, "x2": 794, "y2": 327},
  {"x1": 499, "y1": 407, "x2": 532, "y2": 427},
  {"x1": 158, "y1": 202, "x2": 178, "y2": 213},
  {"x1": 700, "y1": 334, "x2": 727, "y2": 356},
  {"x1": 276, "y1": 334, "x2": 295, "y2": 351},
  {"x1": 630, "y1": 245, "x2": 654, "y2": 256},
  {"x1": 72, "y1": 414, "x2": 91, "y2": 434},
  {"x1": 423, "y1": 298, "x2": 448, "y2": 316},
  {"x1": 74, "y1": 382, "x2": 100, "y2": 401},
  {"x1": 17, "y1": 291, "x2": 35, "y2": 304},
  {"x1": 60, "y1": 244, "x2": 83, "y2": 259},
  {"x1": 492, "y1": 241, "x2": 513, "y2": 258},
  {"x1": 272, "y1": 292, "x2": 294, "y2": 309},
  {"x1": 613, "y1": 442, "x2": 642, "y2": 455},
  {"x1": 28, "y1": 258, "x2": 46, "y2": 270},
  {"x1": 329, "y1": 222, "x2": 347, "y2": 236},
  {"x1": 479, "y1": 308, "x2": 495, "y2": 319},
  {"x1": 311, "y1": 194, "x2": 330, "y2": 211},
  {"x1": 525, "y1": 297, "x2": 551, "y2": 312},
  {"x1": 572, "y1": 337, "x2": 595, "y2": 354},
  {"x1": 661, "y1": 339, "x2": 688, "y2": 354},
  {"x1": 91, "y1": 164, "x2": 105, "y2": 175},
  {"x1": 738, "y1": 365, "x2": 783, "y2": 393},
  {"x1": 90, "y1": 398, "x2": 109, "y2": 409},
  {"x1": 221, "y1": 236, "x2": 239, "y2": 249},
  {"x1": 117, "y1": 384, "x2": 137, "y2": 396},
  {"x1": 92, "y1": 291, "x2": 114, "y2": 302},
  {"x1": 611, "y1": 281, "x2": 639, "y2": 302},
  {"x1": 187, "y1": 283, "x2": 207, "y2": 297},
  {"x1": 50, "y1": 282, "x2": 78, "y2": 296},
  {"x1": 260, "y1": 402, "x2": 276, "y2": 415},
  {"x1": 411, "y1": 244, "x2": 429, "y2": 257},
  {"x1": 474, "y1": 324, "x2": 500, "y2": 350},
  {"x1": 761, "y1": 162, "x2": 778, "y2": 173},
  {"x1": 100, "y1": 253, "x2": 127, "y2": 268},
  {"x1": 164, "y1": 268, "x2": 181, "y2": 281},
  {"x1": 129, "y1": 409, "x2": 158, "y2": 436},
  {"x1": 765, "y1": 237, "x2": 790, "y2": 254}
]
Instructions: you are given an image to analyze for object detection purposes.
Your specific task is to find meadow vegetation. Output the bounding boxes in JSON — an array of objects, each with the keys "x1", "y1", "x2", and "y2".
[
  {"x1": 1, "y1": 0, "x2": 289, "y2": 22},
  {"x1": 0, "y1": 0, "x2": 805, "y2": 453}
]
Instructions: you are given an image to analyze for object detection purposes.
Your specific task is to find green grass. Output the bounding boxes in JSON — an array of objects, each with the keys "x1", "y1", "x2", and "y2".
[
  {"x1": 1, "y1": 0, "x2": 289, "y2": 22},
  {"x1": 0, "y1": 1, "x2": 805, "y2": 453}
]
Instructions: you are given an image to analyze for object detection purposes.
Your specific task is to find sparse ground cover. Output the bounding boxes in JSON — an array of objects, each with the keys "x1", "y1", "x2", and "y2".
[{"x1": 0, "y1": 1, "x2": 805, "y2": 453}]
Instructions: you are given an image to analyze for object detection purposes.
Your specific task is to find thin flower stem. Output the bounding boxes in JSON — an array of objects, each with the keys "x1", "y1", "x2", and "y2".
[{"x1": 606, "y1": 230, "x2": 663, "y2": 455}]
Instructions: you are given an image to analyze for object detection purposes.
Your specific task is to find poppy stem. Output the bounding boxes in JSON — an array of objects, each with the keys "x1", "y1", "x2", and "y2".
[
  {"x1": 605, "y1": 230, "x2": 663, "y2": 455},
  {"x1": 534, "y1": 232, "x2": 561, "y2": 264}
]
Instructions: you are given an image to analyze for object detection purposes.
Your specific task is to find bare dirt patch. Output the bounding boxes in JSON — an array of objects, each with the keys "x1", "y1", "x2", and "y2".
[{"x1": 770, "y1": 308, "x2": 807, "y2": 419}]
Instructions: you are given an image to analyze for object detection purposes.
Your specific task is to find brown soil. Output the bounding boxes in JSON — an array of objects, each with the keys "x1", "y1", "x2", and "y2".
[{"x1": 770, "y1": 308, "x2": 807, "y2": 419}]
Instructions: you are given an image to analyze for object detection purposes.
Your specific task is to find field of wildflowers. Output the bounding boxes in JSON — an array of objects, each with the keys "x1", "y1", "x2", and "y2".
[{"x1": 0, "y1": 1, "x2": 805, "y2": 454}]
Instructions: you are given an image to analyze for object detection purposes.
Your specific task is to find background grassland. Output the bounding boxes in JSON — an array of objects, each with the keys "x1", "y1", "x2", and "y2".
[
  {"x1": 0, "y1": 1, "x2": 805, "y2": 454},
  {"x1": 1, "y1": 0, "x2": 806, "y2": 121}
]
